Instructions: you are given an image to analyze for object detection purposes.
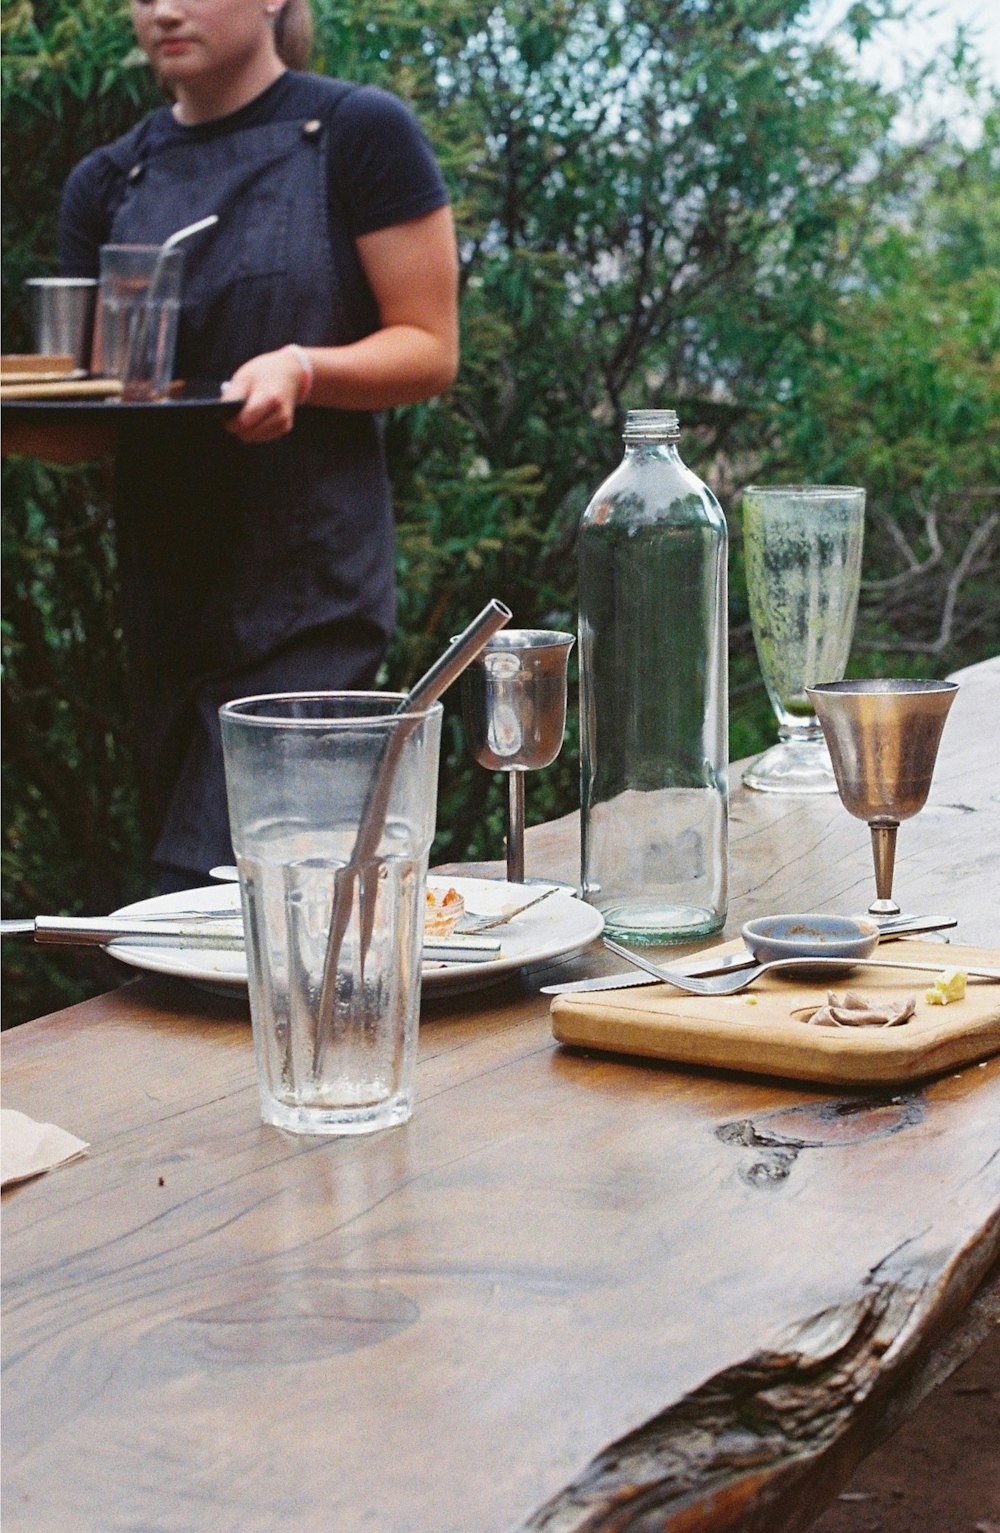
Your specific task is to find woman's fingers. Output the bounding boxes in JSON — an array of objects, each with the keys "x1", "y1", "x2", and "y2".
[
  {"x1": 226, "y1": 400, "x2": 292, "y2": 443},
  {"x1": 222, "y1": 349, "x2": 303, "y2": 442}
]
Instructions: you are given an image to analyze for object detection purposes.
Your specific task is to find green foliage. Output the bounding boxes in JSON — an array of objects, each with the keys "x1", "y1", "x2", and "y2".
[
  {"x1": 2, "y1": 2, "x2": 158, "y2": 336},
  {"x1": 750, "y1": 108, "x2": 1000, "y2": 667},
  {"x1": 3, "y1": 0, "x2": 997, "y2": 1023}
]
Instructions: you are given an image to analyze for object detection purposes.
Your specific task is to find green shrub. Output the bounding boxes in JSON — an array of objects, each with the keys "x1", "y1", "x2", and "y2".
[{"x1": 3, "y1": 0, "x2": 997, "y2": 1023}]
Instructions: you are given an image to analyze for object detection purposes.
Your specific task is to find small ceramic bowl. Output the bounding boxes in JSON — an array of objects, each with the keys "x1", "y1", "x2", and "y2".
[{"x1": 741, "y1": 913, "x2": 881, "y2": 965}]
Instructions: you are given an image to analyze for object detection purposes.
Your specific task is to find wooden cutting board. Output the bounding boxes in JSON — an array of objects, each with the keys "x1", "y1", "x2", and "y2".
[
  {"x1": 1, "y1": 353, "x2": 76, "y2": 380},
  {"x1": 551, "y1": 939, "x2": 1000, "y2": 1086},
  {"x1": 0, "y1": 377, "x2": 122, "y2": 400}
]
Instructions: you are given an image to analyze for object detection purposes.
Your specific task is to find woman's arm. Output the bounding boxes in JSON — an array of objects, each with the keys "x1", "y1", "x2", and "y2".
[{"x1": 224, "y1": 206, "x2": 459, "y2": 444}]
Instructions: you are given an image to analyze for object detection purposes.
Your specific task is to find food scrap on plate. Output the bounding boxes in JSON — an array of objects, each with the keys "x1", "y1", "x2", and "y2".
[{"x1": 425, "y1": 885, "x2": 465, "y2": 938}]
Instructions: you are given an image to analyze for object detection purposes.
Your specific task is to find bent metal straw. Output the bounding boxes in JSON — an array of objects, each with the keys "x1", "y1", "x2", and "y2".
[{"x1": 312, "y1": 599, "x2": 512, "y2": 1074}]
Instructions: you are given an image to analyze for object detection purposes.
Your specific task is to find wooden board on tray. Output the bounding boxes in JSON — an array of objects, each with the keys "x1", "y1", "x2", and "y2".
[
  {"x1": 1, "y1": 376, "x2": 122, "y2": 401},
  {"x1": 1, "y1": 353, "x2": 76, "y2": 381},
  {"x1": 551, "y1": 938, "x2": 1000, "y2": 1085}
]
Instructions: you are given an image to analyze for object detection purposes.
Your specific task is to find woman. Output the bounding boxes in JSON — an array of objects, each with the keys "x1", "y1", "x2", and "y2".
[{"x1": 58, "y1": 0, "x2": 459, "y2": 890}]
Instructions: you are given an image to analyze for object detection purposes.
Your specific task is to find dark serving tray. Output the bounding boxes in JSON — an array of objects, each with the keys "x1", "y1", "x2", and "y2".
[{"x1": 2, "y1": 382, "x2": 241, "y2": 425}]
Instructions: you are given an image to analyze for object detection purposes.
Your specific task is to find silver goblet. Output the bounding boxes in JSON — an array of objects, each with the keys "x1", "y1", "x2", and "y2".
[
  {"x1": 462, "y1": 629, "x2": 575, "y2": 883},
  {"x1": 807, "y1": 678, "x2": 958, "y2": 917}
]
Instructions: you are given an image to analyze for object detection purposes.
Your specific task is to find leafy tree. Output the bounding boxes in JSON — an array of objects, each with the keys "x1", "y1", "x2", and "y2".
[
  {"x1": 756, "y1": 108, "x2": 1000, "y2": 670},
  {"x1": 3, "y1": 0, "x2": 996, "y2": 1022}
]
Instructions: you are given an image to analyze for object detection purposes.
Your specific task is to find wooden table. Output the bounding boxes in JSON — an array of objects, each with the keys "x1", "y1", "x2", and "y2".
[{"x1": 4, "y1": 659, "x2": 999, "y2": 1533}]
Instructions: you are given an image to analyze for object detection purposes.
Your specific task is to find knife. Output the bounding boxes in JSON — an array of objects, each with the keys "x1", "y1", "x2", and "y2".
[
  {"x1": 0, "y1": 915, "x2": 245, "y2": 947},
  {"x1": 0, "y1": 915, "x2": 502, "y2": 964},
  {"x1": 540, "y1": 914, "x2": 958, "y2": 996},
  {"x1": 541, "y1": 951, "x2": 760, "y2": 996}
]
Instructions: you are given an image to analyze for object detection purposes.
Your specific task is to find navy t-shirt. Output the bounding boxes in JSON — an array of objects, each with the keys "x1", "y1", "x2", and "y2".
[{"x1": 59, "y1": 70, "x2": 449, "y2": 277}]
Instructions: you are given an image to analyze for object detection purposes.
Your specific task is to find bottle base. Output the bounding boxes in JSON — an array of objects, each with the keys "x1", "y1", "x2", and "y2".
[{"x1": 600, "y1": 904, "x2": 725, "y2": 946}]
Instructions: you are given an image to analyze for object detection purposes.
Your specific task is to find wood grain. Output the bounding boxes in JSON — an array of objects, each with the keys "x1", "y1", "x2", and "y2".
[{"x1": 2, "y1": 659, "x2": 998, "y2": 1533}]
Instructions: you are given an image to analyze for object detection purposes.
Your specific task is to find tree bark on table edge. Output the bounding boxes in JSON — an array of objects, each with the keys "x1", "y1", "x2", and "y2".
[{"x1": 522, "y1": 1222, "x2": 1000, "y2": 1533}]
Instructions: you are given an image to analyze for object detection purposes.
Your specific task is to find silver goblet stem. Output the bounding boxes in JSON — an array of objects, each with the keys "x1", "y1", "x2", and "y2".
[
  {"x1": 869, "y1": 819, "x2": 901, "y2": 916},
  {"x1": 507, "y1": 772, "x2": 526, "y2": 884}
]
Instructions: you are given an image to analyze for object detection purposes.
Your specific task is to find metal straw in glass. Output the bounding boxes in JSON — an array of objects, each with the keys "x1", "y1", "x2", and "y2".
[{"x1": 312, "y1": 599, "x2": 512, "y2": 1064}]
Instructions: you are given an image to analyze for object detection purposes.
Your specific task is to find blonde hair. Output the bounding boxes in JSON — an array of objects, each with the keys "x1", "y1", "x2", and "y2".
[{"x1": 275, "y1": 0, "x2": 314, "y2": 70}]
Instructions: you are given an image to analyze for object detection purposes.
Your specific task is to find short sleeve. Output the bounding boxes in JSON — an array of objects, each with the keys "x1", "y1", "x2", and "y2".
[
  {"x1": 330, "y1": 86, "x2": 449, "y2": 238},
  {"x1": 58, "y1": 152, "x2": 120, "y2": 278}
]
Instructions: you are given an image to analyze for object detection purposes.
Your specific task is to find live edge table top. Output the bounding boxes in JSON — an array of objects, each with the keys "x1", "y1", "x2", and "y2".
[{"x1": 3, "y1": 658, "x2": 999, "y2": 1533}]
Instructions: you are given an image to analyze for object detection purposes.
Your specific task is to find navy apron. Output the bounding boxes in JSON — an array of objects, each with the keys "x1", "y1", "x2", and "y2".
[{"x1": 103, "y1": 97, "x2": 395, "y2": 879}]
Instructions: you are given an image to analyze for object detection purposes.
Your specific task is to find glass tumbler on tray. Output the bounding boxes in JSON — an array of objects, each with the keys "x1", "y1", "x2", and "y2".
[{"x1": 98, "y1": 244, "x2": 184, "y2": 401}]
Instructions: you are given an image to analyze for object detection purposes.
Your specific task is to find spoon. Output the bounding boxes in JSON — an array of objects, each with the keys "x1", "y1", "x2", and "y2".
[
  {"x1": 599, "y1": 938, "x2": 999, "y2": 998},
  {"x1": 541, "y1": 913, "x2": 957, "y2": 996}
]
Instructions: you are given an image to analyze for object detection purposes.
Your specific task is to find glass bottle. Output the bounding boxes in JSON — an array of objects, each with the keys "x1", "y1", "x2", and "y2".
[{"x1": 578, "y1": 409, "x2": 728, "y2": 942}]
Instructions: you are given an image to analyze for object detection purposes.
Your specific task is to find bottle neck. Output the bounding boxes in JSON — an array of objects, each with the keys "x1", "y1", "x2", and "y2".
[{"x1": 623, "y1": 438, "x2": 682, "y2": 460}]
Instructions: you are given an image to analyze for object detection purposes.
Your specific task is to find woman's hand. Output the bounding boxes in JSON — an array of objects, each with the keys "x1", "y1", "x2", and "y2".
[
  {"x1": 223, "y1": 345, "x2": 309, "y2": 444},
  {"x1": 222, "y1": 206, "x2": 459, "y2": 438}
]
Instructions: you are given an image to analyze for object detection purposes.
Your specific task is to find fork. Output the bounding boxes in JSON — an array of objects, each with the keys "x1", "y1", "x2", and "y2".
[
  {"x1": 456, "y1": 885, "x2": 560, "y2": 933},
  {"x1": 206, "y1": 866, "x2": 561, "y2": 935},
  {"x1": 0, "y1": 886, "x2": 563, "y2": 949},
  {"x1": 601, "y1": 938, "x2": 1000, "y2": 997}
]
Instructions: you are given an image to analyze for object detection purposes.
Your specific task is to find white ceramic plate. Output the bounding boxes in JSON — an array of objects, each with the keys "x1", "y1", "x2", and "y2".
[{"x1": 107, "y1": 877, "x2": 604, "y2": 998}]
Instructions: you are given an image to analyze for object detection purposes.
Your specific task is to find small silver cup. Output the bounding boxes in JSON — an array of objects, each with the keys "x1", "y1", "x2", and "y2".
[
  {"x1": 25, "y1": 277, "x2": 97, "y2": 369},
  {"x1": 462, "y1": 629, "x2": 574, "y2": 883}
]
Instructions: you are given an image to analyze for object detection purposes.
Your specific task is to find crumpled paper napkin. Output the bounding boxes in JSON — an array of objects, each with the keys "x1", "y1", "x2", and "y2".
[{"x1": 0, "y1": 1107, "x2": 89, "y2": 1187}]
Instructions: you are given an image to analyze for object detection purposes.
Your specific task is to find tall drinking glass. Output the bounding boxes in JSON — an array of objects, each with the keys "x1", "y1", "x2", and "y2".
[
  {"x1": 98, "y1": 244, "x2": 183, "y2": 400},
  {"x1": 741, "y1": 484, "x2": 865, "y2": 794},
  {"x1": 220, "y1": 692, "x2": 443, "y2": 1136}
]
